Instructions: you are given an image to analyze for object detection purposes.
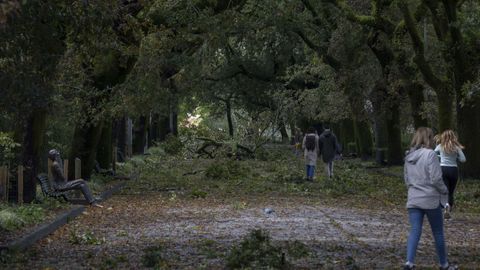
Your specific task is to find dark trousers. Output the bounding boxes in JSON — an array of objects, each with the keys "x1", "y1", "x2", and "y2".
[
  {"x1": 56, "y1": 179, "x2": 95, "y2": 204},
  {"x1": 441, "y1": 166, "x2": 458, "y2": 207}
]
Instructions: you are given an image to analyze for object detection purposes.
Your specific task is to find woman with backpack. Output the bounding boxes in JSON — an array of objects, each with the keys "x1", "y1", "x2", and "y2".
[
  {"x1": 403, "y1": 127, "x2": 457, "y2": 270},
  {"x1": 434, "y1": 130, "x2": 466, "y2": 219},
  {"x1": 302, "y1": 127, "x2": 319, "y2": 181}
]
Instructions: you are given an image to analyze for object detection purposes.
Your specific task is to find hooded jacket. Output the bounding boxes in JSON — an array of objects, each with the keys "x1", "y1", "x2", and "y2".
[
  {"x1": 404, "y1": 148, "x2": 448, "y2": 209},
  {"x1": 302, "y1": 133, "x2": 319, "y2": 166},
  {"x1": 319, "y1": 129, "x2": 339, "y2": 163}
]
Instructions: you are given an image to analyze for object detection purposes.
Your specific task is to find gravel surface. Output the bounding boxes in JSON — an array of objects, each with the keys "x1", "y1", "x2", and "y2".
[{"x1": 2, "y1": 194, "x2": 480, "y2": 269}]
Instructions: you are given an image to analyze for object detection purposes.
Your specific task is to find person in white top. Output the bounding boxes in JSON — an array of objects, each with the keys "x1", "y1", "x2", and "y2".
[{"x1": 434, "y1": 130, "x2": 466, "y2": 218}]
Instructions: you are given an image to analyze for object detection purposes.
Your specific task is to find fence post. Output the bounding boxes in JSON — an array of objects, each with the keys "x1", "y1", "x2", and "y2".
[
  {"x1": 0, "y1": 166, "x2": 6, "y2": 202},
  {"x1": 63, "y1": 159, "x2": 69, "y2": 181},
  {"x1": 18, "y1": 165, "x2": 24, "y2": 204},
  {"x1": 75, "y1": 158, "x2": 81, "y2": 179}
]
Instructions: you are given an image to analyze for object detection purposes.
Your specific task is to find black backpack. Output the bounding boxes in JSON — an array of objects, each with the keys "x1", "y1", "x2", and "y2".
[{"x1": 305, "y1": 135, "x2": 316, "y2": 151}]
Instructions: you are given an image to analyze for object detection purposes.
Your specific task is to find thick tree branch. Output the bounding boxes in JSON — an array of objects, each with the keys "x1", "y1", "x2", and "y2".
[
  {"x1": 293, "y1": 29, "x2": 341, "y2": 71},
  {"x1": 423, "y1": 0, "x2": 448, "y2": 41},
  {"x1": 398, "y1": 2, "x2": 447, "y2": 92},
  {"x1": 324, "y1": 0, "x2": 395, "y2": 36}
]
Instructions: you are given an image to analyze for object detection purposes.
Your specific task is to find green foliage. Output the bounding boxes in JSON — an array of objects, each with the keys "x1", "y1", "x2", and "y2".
[
  {"x1": 142, "y1": 244, "x2": 168, "y2": 268},
  {"x1": 0, "y1": 209, "x2": 24, "y2": 231},
  {"x1": 99, "y1": 255, "x2": 128, "y2": 270},
  {"x1": 205, "y1": 159, "x2": 248, "y2": 180},
  {"x1": 160, "y1": 134, "x2": 184, "y2": 155},
  {"x1": 255, "y1": 146, "x2": 292, "y2": 162},
  {"x1": 197, "y1": 239, "x2": 223, "y2": 259},
  {"x1": 226, "y1": 229, "x2": 285, "y2": 269},
  {"x1": 0, "y1": 132, "x2": 20, "y2": 164},
  {"x1": 0, "y1": 205, "x2": 45, "y2": 232},
  {"x1": 69, "y1": 230, "x2": 104, "y2": 245},
  {"x1": 189, "y1": 189, "x2": 208, "y2": 199},
  {"x1": 286, "y1": 240, "x2": 310, "y2": 260}
]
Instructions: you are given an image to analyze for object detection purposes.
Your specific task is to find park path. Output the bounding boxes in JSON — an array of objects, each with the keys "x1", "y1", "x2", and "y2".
[{"x1": 12, "y1": 194, "x2": 480, "y2": 269}]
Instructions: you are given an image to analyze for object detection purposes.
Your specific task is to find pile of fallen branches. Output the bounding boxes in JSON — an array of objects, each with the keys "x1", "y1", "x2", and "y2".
[{"x1": 194, "y1": 137, "x2": 256, "y2": 159}]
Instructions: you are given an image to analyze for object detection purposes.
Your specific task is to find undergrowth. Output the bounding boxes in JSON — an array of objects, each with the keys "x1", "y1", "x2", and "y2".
[
  {"x1": 226, "y1": 229, "x2": 286, "y2": 269},
  {"x1": 0, "y1": 195, "x2": 69, "y2": 232},
  {"x1": 120, "y1": 145, "x2": 480, "y2": 213}
]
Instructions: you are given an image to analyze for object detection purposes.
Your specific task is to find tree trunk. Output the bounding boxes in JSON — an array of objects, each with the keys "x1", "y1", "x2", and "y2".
[
  {"x1": 18, "y1": 109, "x2": 47, "y2": 203},
  {"x1": 370, "y1": 82, "x2": 388, "y2": 165},
  {"x1": 169, "y1": 110, "x2": 178, "y2": 136},
  {"x1": 353, "y1": 119, "x2": 373, "y2": 160},
  {"x1": 226, "y1": 99, "x2": 234, "y2": 137},
  {"x1": 386, "y1": 104, "x2": 403, "y2": 165},
  {"x1": 149, "y1": 113, "x2": 160, "y2": 145},
  {"x1": 68, "y1": 121, "x2": 104, "y2": 180},
  {"x1": 437, "y1": 91, "x2": 454, "y2": 132},
  {"x1": 133, "y1": 116, "x2": 147, "y2": 154},
  {"x1": 407, "y1": 82, "x2": 429, "y2": 128},
  {"x1": 96, "y1": 121, "x2": 113, "y2": 170},
  {"x1": 457, "y1": 98, "x2": 480, "y2": 178},
  {"x1": 115, "y1": 117, "x2": 126, "y2": 162},
  {"x1": 159, "y1": 116, "x2": 170, "y2": 141},
  {"x1": 339, "y1": 119, "x2": 355, "y2": 154}
]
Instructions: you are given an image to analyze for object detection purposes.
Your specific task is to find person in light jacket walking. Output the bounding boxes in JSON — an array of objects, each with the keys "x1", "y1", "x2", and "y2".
[
  {"x1": 434, "y1": 129, "x2": 466, "y2": 219},
  {"x1": 403, "y1": 127, "x2": 457, "y2": 270},
  {"x1": 302, "y1": 127, "x2": 319, "y2": 181}
]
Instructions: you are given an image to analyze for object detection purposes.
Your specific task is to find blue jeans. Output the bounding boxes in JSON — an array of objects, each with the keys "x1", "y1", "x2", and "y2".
[
  {"x1": 306, "y1": 165, "x2": 315, "y2": 179},
  {"x1": 406, "y1": 206, "x2": 447, "y2": 265}
]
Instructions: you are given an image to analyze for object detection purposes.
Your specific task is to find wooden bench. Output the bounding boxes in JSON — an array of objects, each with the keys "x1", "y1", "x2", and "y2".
[{"x1": 37, "y1": 174, "x2": 70, "y2": 201}]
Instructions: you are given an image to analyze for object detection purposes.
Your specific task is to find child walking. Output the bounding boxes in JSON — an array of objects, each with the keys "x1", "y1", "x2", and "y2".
[
  {"x1": 302, "y1": 127, "x2": 319, "y2": 181},
  {"x1": 434, "y1": 130, "x2": 466, "y2": 219}
]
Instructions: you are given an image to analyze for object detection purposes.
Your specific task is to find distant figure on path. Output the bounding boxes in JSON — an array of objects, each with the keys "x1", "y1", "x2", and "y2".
[
  {"x1": 434, "y1": 129, "x2": 466, "y2": 219},
  {"x1": 403, "y1": 127, "x2": 457, "y2": 270},
  {"x1": 302, "y1": 127, "x2": 319, "y2": 181},
  {"x1": 319, "y1": 125, "x2": 340, "y2": 178},
  {"x1": 48, "y1": 149, "x2": 103, "y2": 208},
  {"x1": 292, "y1": 127, "x2": 303, "y2": 157}
]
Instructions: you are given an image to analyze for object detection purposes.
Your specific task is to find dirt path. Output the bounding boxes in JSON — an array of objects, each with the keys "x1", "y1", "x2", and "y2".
[{"x1": 7, "y1": 194, "x2": 480, "y2": 269}]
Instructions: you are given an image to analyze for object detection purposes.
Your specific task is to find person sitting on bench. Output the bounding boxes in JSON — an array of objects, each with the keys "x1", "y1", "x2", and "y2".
[{"x1": 48, "y1": 149, "x2": 103, "y2": 208}]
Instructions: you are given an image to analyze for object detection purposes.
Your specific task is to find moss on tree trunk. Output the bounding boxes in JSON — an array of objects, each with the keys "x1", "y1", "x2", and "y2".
[
  {"x1": 133, "y1": 116, "x2": 147, "y2": 154},
  {"x1": 353, "y1": 119, "x2": 373, "y2": 160},
  {"x1": 68, "y1": 121, "x2": 104, "y2": 180},
  {"x1": 386, "y1": 104, "x2": 403, "y2": 165},
  {"x1": 18, "y1": 109, "x2": 47, "y2": 203},
  {"x1": 437, "y1": 91, "x2": 454, "y2": 132},
  {"x1": 96, "y1": 121, "x2": 113, "y2": 170},
  {"x1": 407, "y1": 82, "x2": 429, "y2": 128}
]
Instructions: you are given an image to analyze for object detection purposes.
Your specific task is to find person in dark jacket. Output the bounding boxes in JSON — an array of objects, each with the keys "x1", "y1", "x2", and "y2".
[
  {"x1": 319, "y1": 125, "x2": 340, "y2": 178},
  {"x1": 48, "y1": 149, "x2": 103, "y2": 208}
]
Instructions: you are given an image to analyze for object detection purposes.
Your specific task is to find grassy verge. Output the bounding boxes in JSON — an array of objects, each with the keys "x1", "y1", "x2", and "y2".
[
  {"x1": 0, "y1": 196, "x2": 67, "y2": 235},
  {"x1": 370, "y1": 164, "x2": 480, "y2": 213},
  {"x1": 0, "y1": 172, "x2": 118, "y2": 239},
  {"x1": 120, "y1": 146, "x2": 409, "y2": 209},
  {"x1": 122, "y1": 145, "x2": 480, "y2": 213}
]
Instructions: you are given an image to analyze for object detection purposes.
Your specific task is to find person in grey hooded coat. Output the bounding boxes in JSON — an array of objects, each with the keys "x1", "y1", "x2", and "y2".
[
  {"x1": 403, "y1": 127, "x2": 456, "y2": 270},
  {"x1": 302, "y1": 127, "x2": 319, "y2": 181}
]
